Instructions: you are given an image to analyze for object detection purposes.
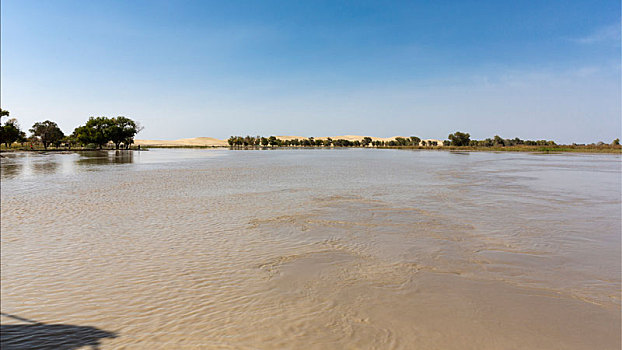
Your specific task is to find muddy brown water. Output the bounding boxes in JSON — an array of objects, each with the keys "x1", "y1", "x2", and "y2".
[{"x1": 1, "y1": 149, "x2": 620, "y2": 349}]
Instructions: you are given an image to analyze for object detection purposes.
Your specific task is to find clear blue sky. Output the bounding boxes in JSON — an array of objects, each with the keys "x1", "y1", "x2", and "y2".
[{"x1": 1, "y1": 0, "x2": 620, "y2": 143}]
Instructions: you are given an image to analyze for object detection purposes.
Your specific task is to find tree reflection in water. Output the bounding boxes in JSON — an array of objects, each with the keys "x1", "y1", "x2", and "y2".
[{"x1": 76, "y1": 150, "x2": 134, "y2": 166}]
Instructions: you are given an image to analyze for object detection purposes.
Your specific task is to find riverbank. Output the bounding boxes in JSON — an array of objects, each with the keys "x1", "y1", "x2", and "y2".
[
  {"x1": 132, "y1": 135, "x2": 621, "y2": 153},
  {"x1": 0, "y1": 149, "x2": 146, "y2": 160},
  {"x1": 0, "y1": 148, "x2": 145, "y2": 153},
  {"x1": 390, "y1": 145, "x2": 622, "y2": 153},
  {"x1": 2, "y1": 144, "x2": 620, "y2": 154},
  {"x1": 144, "y1": 145, "x2": 621, "y2": 153}
]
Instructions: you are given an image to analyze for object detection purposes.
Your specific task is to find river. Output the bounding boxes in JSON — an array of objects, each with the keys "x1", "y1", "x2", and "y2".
[{"x1": 1, "y1": 149, "x2": 620, "y2": 349}]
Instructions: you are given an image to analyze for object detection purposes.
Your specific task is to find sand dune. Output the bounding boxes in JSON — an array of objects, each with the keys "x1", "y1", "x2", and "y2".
[
  {"x1": 135, "y1": 137, "x2": 228, "y2": 147},
  {"x1": 275, "y1": 136, "x2": 307, "y2": 141}
]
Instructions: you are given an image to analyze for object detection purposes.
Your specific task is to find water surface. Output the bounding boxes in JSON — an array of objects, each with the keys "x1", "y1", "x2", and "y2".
[{"x1": 1, "y1": 149, "x2": 620, "y2": 349}]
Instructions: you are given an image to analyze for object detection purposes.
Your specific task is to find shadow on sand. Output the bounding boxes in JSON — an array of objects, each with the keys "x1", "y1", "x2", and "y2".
[{"x1": 0, "y1": 313, "x2": 117, "y2": 350}]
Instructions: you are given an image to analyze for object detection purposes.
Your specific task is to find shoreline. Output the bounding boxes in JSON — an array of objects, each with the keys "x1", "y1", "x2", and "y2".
[
  {"x1": 0, "y1": 148, "x2": 148, "y2": 155},
  {"x1": 2, "y1": 145, "x2": 620, "y2": 154},
  {"x1": 138, "y1": 144, "x2": 622, "y2": 153}
]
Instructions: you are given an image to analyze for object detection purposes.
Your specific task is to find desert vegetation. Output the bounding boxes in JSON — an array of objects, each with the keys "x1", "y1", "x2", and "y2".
[
  {"x1": 226, "y1": 135, "x2": 432, "y2": 148},
  {"x1": 224, "y1": 132, "x2": 620, "y2": 153},
  {"x1": 1, "y1": 108, "x2": 618, "y2": 153},
  {"x1": 0, "y1": 109, "x2": 142, "y2": 151}
]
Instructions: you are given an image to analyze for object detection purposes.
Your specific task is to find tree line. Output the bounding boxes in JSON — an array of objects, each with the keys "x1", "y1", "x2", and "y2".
[
  {"x1": 227, "y1": 132, "x2": 622, "y2": 149},
  {"x1": 446, "y1": 131, "x2": 559, "y2": 147},
  {"x1": 227, "y1": 136, "x2": 372, "y2": 148},
  {"x1": 0, "y1": 109, "x2": 142, "y2": 150},
  {"x1": 227, "y1": 135, "x2": 437, "y2": 148},
  {"x1": 226, "y1": 133, "x2": 561, "y2": 149}
]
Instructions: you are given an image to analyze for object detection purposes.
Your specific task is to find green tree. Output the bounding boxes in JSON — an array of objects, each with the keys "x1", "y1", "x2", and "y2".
[
  {"x1": 448, "y1": 131, "x2": 471, "y2": 146},
  {"x1": 72, "y1": 125, "x2": 95, "y2": 147},
  {"x1": 394, "y1": 137, "x2": 408, "y2": 146},
  {"x1": 493, "y1": 135, "x2": 505, "y2": 146},
  {"x1": 27, "y1": 135, "x2": 39, "y2": 147},
  {"x1": 89, "y1": 117, "x2": 114, "y2": 149},
  {"x1": 17, "y1": 130, "x2": 27, "y2": 146},
  {"x1": 268, "y1": 136, "x2": 278, "y2": 146},
  {"x1": 108, "y1": 116, "x2": 140, "y2": 149},
  {"x1": 1, "y1": 118, "x2": 23, "y2": 147},
  {"x1": 613, "y1": 138, "x2": 620, "y2": 146},
  {"x1": 361, "y1": 137, "x2": 372, "y2": 147},
  {"x1": 0, "y1": 109, "x2": 19, "y2": 147},
  {"x1": 30, "y1": 120, "x2": 64, "y2": 149},
  {"x1": 63, "y1": 135, "x2": 78, "y2": 149},
  {"x1": 73, "y1": 117, "x2": 114, "y2": 149}
]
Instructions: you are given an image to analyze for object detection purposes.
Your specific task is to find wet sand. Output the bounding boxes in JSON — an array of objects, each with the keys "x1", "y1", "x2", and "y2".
[{"x1": 1, "y1": 149, "x2": 620, "y2": 349}]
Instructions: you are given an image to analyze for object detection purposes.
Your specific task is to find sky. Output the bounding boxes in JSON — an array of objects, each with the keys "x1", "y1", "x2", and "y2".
[{"x1": 1, "y1": 0, "x2": 620, "y2": 143}]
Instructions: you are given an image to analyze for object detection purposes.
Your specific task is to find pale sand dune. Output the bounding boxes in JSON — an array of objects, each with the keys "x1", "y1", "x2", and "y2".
[
  {"x1": 421, "y1": 139, "x2": 444, "y2": 145},
  {"x1": 276, "y1": 136, "x2": 307, "y2": 141},
  {"x1": 135, "y1": 137, "x2": 228, "y2": 147}
]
